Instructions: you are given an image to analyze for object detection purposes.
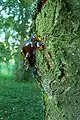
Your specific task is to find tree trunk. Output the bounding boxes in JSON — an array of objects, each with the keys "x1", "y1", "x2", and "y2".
[
  {"x1": 17, "y1": 34, "x2": 24, "y2": 81},
  {"x1": 16, "y1": 5, "x2": 25, "y2": 81},
  {"x1": 36, "y1": 0, "x2": 80, "y2": 119}
]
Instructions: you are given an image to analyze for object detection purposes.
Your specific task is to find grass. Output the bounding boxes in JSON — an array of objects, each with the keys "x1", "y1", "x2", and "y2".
[{"x1": 0, "y1": 74, "x2": 44, "y2": 120}]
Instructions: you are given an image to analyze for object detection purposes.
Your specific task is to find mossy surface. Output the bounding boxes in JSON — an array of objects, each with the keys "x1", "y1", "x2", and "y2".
[{"x1": 36, "y1": 0, "x2": 80, "y2": 119}]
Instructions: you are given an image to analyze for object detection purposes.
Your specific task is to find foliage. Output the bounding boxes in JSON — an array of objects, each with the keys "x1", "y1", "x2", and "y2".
[{"x1": 0, "y1": 0, "x2": 38, "y2": 74}]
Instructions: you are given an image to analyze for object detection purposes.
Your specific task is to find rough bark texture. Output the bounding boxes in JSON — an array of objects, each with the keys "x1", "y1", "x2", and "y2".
[{"x1": 36, "y1": 0, "x2": 80, "y2": 119}]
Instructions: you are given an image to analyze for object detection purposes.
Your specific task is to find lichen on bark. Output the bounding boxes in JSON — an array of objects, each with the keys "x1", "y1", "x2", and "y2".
[{"x1": 36, "y1": 0, "x2": 80, "y2": 120}]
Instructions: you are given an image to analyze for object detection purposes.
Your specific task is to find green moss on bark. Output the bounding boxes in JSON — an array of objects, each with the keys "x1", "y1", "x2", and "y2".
[{"x1": 36, "y1": 0, "x2": 80, "y2": 120}]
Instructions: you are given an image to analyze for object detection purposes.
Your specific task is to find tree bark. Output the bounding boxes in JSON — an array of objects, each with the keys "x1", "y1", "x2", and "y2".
[
  {"x1": 36, "y1": 0, "x2": 80, "y2": 119},
  {"x1": 16, "y1": 5, "x2": 25, "y2": 81}
]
